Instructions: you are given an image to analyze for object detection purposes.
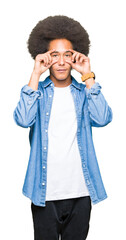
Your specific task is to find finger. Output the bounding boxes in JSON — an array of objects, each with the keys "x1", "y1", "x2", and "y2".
[
  {"x1": 50, "y1": 59, "x2": 58, "y2": 66},
  {"x1": 68, "y1": 49, "x2": 77, "y2": 54},
  {"x1": 71, "y1": 52, "x2": 78, "y2": 62},
  {"x1": 44, "y1": 59, "x2": 58, "y2": 70},
  {"x1": 76, "y1": 53, "x2": 82, "y2": 62},
  {"x1": 36, "y1": 49, "x2": 56, "y2": 62},
  {"x1": 65, "y1": 59, "x2": 73, "y2": 66},
  {"x1": 81, "y1": 53, "x2": 87, "y2": 58},
  {"x1": 85, "y1": 57, "x2": 90, "y2": 62},
  {"x1": 47, "y1": 49, "x2": 56, "y2": 54},
  {"x1": 43, "y1": 56, "x2": 48, "y2": 66},
  {"x1": 79, "y1": 56, "x2": 85, "y2": 63},
  {"x1": 36, "y1": 54, "x2": 45, "y2": 61},
  {"x1": 36, "y1": 54, "x2": 48, "y2": 63},
  {"x1": 46, "y1": 53, "x2": 52, "y2": 65},
  {"x1": 68, "y1": 49, "x2": 88, "y2": 61}
]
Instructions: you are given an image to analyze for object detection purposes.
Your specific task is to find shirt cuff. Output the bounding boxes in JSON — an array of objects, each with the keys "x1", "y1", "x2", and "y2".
[
  {"x1": 21, "y1": 84, "x2": 43, "y2": 99},
  {"x1": 85, "y1": 82, "x2": 102, "y2": 99}
]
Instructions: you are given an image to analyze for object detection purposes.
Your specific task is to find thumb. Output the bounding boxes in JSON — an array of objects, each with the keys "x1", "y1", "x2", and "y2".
[
  {"x1": 65, "y1": 59, "x2": 73, "y2": 66},
  {"x1": 65, "y1": 59, "x2": 75, "y2": 69},
  {"x1": 49, "y1": 59, "x2": 58, "y2": 67}
]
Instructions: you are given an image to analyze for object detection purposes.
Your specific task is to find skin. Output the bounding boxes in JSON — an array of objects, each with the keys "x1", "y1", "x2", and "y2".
[
  {"x1": 28, "y1": 38, "x2": 95, "y2": 90},
  {"x1": 48, "y1": 39, "x2": 73, "y2": 87}
]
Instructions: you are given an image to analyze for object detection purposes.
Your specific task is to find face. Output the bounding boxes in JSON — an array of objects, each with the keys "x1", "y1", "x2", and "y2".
[{"x1": 48, "y1": 39, "x2": 73, "y2": 83}]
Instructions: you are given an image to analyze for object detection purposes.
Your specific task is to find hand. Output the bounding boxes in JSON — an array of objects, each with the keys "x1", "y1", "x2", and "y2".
[
  {"x1": 65, "y1": 49, "x2": 91, "y2": 75},
  {"x1": 33, "y1": 49, "x2": 58, "y2": 76},
  {"x1": 65, "y1": 49, "x2": 95, "y2": 89}
]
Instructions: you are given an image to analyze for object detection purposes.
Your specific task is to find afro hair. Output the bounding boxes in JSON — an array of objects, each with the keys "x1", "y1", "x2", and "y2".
[{"x1": 27, "y1": 15, "x2": 91, "y2": 59}]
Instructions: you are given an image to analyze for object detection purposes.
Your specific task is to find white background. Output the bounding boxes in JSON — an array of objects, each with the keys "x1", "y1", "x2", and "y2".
[{"x1": 0, "y1": 0, "x2": 126, "y2": 239}]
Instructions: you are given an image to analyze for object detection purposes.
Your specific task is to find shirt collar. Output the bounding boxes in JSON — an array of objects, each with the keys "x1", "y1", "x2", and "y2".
[{"x1": 43, "y1": 75, "x2": 81, "y2": 90}]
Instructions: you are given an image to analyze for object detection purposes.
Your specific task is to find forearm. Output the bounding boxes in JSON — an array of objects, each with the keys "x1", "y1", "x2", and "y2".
[
  {"x1": 13, "y1": 82, "x2": 42, "y2": 128},
  {"x1": 85, "y1": 82, "x2": 113, "y2": 127},
  {"x1": 28, "y1": 71, "x2": 41, "y2": 91}
]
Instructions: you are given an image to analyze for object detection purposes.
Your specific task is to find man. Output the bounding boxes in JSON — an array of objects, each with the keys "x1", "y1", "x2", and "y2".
[{"x1": 13, "y1": 15, "x2": 113, "y2": 240}]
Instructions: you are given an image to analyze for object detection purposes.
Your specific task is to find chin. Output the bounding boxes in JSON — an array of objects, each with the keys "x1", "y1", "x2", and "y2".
[
  {"x1": 50, "y1": 70, "x2": 71, "y2": 82},
  {"x1": 57, "y1": 78, "x2": 68, "y2": 81},
  {"x1": 56, "y1": 73, "x2": 70, "y2": 80}
]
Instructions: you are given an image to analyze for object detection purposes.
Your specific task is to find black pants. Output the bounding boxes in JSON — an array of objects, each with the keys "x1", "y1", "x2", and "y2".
[{"x1": 31, "y1": 196, "x2": 92, "y2": 240}]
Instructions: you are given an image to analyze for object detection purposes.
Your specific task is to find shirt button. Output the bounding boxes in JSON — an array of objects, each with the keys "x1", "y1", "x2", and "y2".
[
  {"x1": 86, "y1": 180, "x2": 90, "y2": 185},
  {"x1": 44, "y1": 147, "x2": 47, "y2": 150},
  {"x1": 49, "y1": 95, "x2": 52, "y2": 97},
  {"x1": 45, "y1": 129, "x2": 48, "y2": 132},
  {"x1": 43, "y1": 166, "x2": 45, "y2": 169},
  {"x1": 42, "y1": 182, "x2": 45, "y2": 186},
  {"x1": 46, "y1": 112, "x2": 49, "y2": 115},
  {"x1": 83, "y1": 163, "x2": 86, "y2": 168}
]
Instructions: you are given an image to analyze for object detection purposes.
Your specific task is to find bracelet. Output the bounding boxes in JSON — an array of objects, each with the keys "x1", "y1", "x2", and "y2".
[{"x1": 81, "y1": 72, "x2": 95, "y2": 82}]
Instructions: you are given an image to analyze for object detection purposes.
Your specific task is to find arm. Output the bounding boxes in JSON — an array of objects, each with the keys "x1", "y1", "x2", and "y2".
[
  {"x1": 65, "y1": 49, "x2": 113, "y2": 127},
  {"x1": 13, "y1": 49, "x2": 58, "y2": 128},
  {"x1": 13, "y1": 81, "x2": 42, "y2": 128},
  {"x1": 84, "y1": 82, "x2": 113, "y2": 127}
]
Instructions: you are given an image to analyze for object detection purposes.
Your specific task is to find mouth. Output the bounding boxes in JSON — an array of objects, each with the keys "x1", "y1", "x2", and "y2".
[{"x1": 57, "y1": 69, "x2": 67, "y2": 72}]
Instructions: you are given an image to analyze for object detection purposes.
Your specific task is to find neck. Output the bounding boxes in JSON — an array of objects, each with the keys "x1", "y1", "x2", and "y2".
[{"x1": 49, "y1": 74, "x2": 72, "y2": 87}]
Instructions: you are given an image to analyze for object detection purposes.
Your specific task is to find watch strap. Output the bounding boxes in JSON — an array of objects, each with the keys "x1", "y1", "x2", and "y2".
[{"x1": 81, "y1": 72, "x2": 95, "y2": 82}]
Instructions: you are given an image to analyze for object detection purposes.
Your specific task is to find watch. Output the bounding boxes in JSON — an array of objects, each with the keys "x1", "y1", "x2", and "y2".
[{"x1": 81, "y1": 72, "x2": 95, "y2": 82}]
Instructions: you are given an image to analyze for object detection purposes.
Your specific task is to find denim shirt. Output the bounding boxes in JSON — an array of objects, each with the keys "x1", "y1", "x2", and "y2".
[{"x1": 13, "y1": 75, "x2": 113, "y2": 207}]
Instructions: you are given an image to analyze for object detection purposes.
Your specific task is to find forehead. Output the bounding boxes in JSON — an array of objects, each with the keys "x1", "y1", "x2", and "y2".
[{"x1": 48, "y1": 39, "x2": 73, "y2": 51}]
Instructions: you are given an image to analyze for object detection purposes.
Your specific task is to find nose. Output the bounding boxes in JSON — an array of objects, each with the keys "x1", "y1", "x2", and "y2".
[{"x1": 58, "y1": 55, "x2": 65, "y2": 65}]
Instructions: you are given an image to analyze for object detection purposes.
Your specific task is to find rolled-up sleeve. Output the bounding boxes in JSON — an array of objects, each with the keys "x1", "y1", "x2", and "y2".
[
  {"x1": 84, "y1": 82, "x2": 113, "y2": 127},
  {"x1": 13, "y1": 84, "x2": 43, "y2": 128}
]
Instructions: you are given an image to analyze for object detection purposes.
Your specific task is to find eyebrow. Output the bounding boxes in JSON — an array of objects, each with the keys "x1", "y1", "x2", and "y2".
[{"x1": 51, "y1": 50, "x2": 72, "y2": 54}]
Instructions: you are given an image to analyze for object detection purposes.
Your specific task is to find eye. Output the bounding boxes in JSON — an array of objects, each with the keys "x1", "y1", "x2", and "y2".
[
  {"x1": 52, "y1": 54, "x2": 58, "y2": 57},
  {"x1": 65, "y1": 53, "x2": 72, "y2": 58}
]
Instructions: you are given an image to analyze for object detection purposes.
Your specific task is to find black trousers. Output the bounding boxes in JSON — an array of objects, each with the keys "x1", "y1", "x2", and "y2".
[{"x1": 31, "y1": 196, "x2": 92, "y2": 240}]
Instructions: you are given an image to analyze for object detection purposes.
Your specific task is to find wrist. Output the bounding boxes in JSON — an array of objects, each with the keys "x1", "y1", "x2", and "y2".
[
  {"x1": 28, "y1": 71, "x2": 40, "y2": 91},
  {"x1": 32, "y1": 70, "x2": 41, "y2": 78},
  {"x1": 81, "y1": 71, "x2": 91, "y2": 75},
  {"x1": 85, "y1": 78, "x2": 95, "y2": 89},
  {"x1": 81, "y1": 72, "x2": 95, "y2": 82}
]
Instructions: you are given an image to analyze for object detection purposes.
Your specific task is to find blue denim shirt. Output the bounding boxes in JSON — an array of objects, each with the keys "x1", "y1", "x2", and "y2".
[{"x1": 13, "y1": 75, "x2": 113, "y2": 207}]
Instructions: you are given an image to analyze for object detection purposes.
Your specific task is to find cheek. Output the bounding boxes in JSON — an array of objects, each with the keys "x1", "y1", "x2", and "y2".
[
  {"x1": 66, "y1": 63, "x2": 72, "y2": 70},
  {"x1": 49, "y1": 65, "x2": 56, "y2": 72}
]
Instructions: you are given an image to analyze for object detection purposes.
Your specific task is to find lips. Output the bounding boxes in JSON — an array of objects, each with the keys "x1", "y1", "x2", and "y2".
[{"x1": 57, "y1": 69, "x2": 66, "y2": 72}]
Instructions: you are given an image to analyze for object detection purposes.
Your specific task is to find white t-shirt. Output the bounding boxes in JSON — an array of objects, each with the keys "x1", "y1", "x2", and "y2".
[{"x1": 46, "y1": 84, "x2": 89, "y2": 201}]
